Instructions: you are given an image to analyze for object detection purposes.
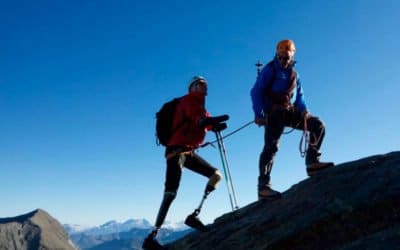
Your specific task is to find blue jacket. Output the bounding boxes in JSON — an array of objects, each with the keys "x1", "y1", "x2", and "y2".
[{"x1": 250, "y1": 57, "x2": 307, "y2": 119}]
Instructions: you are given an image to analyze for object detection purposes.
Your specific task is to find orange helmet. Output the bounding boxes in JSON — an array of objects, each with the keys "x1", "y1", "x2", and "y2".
[{"x1": 276, "y1": 39, "x2": 296, "y2": 54}]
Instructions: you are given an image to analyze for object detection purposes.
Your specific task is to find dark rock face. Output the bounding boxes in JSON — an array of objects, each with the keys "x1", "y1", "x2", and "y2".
[
  {"x1": 169, "y1": 152, "x2": 400, "y2": 250},
  {"x1": 0, "y1": 209, "x2": 76, "y2": 250}
]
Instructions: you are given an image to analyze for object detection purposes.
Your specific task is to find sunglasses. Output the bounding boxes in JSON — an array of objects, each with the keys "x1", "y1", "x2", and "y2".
[
  {"x1": 279, "y1": 55, "x2": 290, "y2": 61},
  {"x1": 278, "y1": 52, "x2": 292, "y2": 59},
  {"x1": 277, "y1": 54, "x2": 294, "y2": 64}
]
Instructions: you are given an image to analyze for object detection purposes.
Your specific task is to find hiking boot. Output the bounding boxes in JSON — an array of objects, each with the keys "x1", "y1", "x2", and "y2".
[
  {"x1": 184, "y1": 213, "x2": 207, "y2": 232},
  {"x1": 258, "y1": 187, "x2": 282, "y2": 200},
  {"x1": 142, "y1": 233, "x2": 166, "y2": 250},
  {"x1": 306, "y1": 161, "x2": 334, "y2": 176}
]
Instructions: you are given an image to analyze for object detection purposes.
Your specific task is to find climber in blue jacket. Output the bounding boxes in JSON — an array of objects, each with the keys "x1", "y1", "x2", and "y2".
[{"x1": 251, "y1": 39, "x2": 334, "y2": 200}]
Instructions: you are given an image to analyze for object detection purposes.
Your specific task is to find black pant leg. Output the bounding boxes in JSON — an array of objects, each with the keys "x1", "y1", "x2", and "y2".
[
  {"x1": 258, "y1": 108, "x2": 286, "y2": 190},
  {"x1": 164, "y1": 153, "x2": 183, "y2": 193},
  {"x1": 184, "y1": 152, "x2": 217, "y2": 178},
  {"x1": 285, "y1": 109, "x2": 326, "y2": 164}
]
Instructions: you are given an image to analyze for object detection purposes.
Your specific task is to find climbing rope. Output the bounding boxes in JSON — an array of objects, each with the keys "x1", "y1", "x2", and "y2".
[
  {"x1": 200, "y1": 120, "x2": 254, "y2": 148},
  {"x1": 299, "y1": 116, "x2": 309, "y2": 158},
  {"x1": 299, "y1": 115, "x2": 324, "y2": 157},
  {"x1": 198, "y1": 116, "x2": 324, "y2": 160}
]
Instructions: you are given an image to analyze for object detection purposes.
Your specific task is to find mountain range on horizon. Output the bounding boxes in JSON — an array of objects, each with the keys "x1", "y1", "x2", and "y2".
[
  {"x1": 0, "y1": 209, "x2": 190, "y2": 250},
  {"x1": 64, "y1": 218, "x2": 188, "y2": 235},
  {"x1": 1, "y1": 151, "x2": 399, "y2": 250},
  {"x1": 64, "y1": 218, "x2": 190, "y2": 250}
]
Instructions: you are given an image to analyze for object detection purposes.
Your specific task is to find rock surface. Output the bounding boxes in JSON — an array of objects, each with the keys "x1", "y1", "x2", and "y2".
[{"x1": 169, "y1": 152, "x2": 400, "y2": 250}]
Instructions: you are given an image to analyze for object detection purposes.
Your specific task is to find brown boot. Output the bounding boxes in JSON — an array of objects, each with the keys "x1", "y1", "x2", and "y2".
[
  {"x1": 258, "y1": 187, "x2": 282, "y2": 200},
  {"x1": 306, "y1": 161, "x2": 334, "y2": 176}
]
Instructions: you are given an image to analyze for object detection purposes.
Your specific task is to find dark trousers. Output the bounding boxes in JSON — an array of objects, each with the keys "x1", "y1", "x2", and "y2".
[
  {"x1": 154, "y1": 147, "x2": 217, "y2": 228},
  {"x1": 165, "y1": 147, "x2": 217, "y2": 193},
  {"x1": 258, "y1": 106, "x2": 325, "y2": 191}
]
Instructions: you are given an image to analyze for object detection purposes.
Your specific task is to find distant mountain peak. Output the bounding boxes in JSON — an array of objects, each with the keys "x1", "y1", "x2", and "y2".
[
  {"x1": 101, "y1": 220, "x2": 118, "y2": 227},
  {"x1": 0, "y1": 208, "x2": 44, "y2": 224},
  {"x1": 0, "y1": 209, "x2": 77, "y2": 250}
]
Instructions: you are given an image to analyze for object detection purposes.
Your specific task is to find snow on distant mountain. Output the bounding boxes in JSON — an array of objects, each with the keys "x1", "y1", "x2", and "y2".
[
  {"x1": 65, "y1": 218, "x2": 190, "y2": 250},
  {"x1": 68, "y1": 218, "x2": 151, "y2": 236},
  {"x1": 97, "y1": 218, "x2": 152, "y2": 232},
  {"x1": 163, "y1": 220, "x2": 188, "y2": 231},
  {"x1": 64, "y1": 218, "x2": 189, "y2": 236},
  {"x1": 63, "y1": 223, "x2": 94, "y2": 235}
]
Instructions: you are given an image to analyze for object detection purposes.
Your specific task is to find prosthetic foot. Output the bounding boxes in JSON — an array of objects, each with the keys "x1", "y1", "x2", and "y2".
[
  {"x1": 142, "y1": 230, "x2": 166, "y2": 250},
  {"x1": 184, "y1": 212, "x2": 207, "y2": 232},
  {"x1": 184, "y1": 181, "x2": 219, "y2": 232}
]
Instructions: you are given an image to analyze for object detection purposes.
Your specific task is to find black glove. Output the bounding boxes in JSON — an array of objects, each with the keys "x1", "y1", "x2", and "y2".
[
  {"x1": 199, "y1": 115, "x2": 229, "y2": 128},
  {"x1": 211, "y1": 122, "x2": 227, "y2": 132}
]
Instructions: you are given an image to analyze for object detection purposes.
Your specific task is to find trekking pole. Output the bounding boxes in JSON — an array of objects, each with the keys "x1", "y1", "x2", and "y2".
[{"x1": 214, "y1": 130, "x2": 239, "y2": 211}]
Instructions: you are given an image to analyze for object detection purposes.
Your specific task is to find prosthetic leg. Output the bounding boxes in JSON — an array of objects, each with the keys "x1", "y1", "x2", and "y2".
[
  {"x1": 184, "y1": 172, "x2": 221, "y2": 232},
  {"x1": 142, "y1": 192, "x2": 176, "y2": 250}
]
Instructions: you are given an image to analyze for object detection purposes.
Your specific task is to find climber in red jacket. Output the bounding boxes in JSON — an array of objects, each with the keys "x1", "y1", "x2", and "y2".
[{"x1": 143, "y1": 76, "x2": 228, "y2": 250}]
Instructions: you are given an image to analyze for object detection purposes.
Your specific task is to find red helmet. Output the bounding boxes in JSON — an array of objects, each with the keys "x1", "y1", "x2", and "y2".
[{"x1": 276, "y1": 39, "x2": 296, "y2": 54}]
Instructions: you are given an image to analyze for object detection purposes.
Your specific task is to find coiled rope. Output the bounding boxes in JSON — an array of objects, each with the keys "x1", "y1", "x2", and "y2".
[{"x1": 299, "y1": 115, "x2": 324, "y2": 157}]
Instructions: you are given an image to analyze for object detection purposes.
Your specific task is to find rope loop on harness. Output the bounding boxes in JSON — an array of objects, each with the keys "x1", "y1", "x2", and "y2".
[
  {"x1": 299, "y1": 115, "x2": 324, "y2": 157},
  {"x1": 299, "y1": 115, "x2": 309, "y2": 158}
]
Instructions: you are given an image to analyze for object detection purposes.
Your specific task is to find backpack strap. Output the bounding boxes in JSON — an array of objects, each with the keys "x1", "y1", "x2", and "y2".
[
  {"x1": 286, "y1": 68, "x2": 297, "y2": 98},
  {"x1": 264, "y1": 61, "x2": 297, "y2": 108},
  {"x1": 263, "y1": 60, "x2": 277, "y2": 99},
  {"x1": 169, "y1": 97, "x2": 187, "y2": 141}
]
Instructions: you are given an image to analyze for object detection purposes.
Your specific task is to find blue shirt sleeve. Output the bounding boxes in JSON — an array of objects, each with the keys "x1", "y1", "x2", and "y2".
[
  {"x1": 250, "y1": 65, "x2": 274, "y2": 118},
  {"x1": 293, "y1": 73, "x2": 307, "y2": 112}
]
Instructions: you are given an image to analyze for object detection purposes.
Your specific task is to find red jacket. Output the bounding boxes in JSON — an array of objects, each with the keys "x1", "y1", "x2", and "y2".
[{"x1": 168, "y1": 92, "x2": 210, "y2": 148}]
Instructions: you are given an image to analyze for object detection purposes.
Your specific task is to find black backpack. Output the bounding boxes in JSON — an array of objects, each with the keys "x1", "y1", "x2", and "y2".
[{"x1": 155, "y1": 97, "x2": 183, "y2": 146}]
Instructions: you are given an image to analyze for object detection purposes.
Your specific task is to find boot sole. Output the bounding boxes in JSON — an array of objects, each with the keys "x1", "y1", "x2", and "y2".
[
  {"x1": 184, "y1": 214, "x2": 208, "y2": 232},
  {"x1": 258, "y1": 193, "x2": 282, "y2": 201},
  {"x1": 307, "y1": 163, "x2": 334, "y2": 176}
]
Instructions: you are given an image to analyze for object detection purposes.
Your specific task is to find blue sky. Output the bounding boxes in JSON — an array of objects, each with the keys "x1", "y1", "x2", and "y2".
[{"x1": 1, "y1": 0, "x2": 399, "y2": 227}]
